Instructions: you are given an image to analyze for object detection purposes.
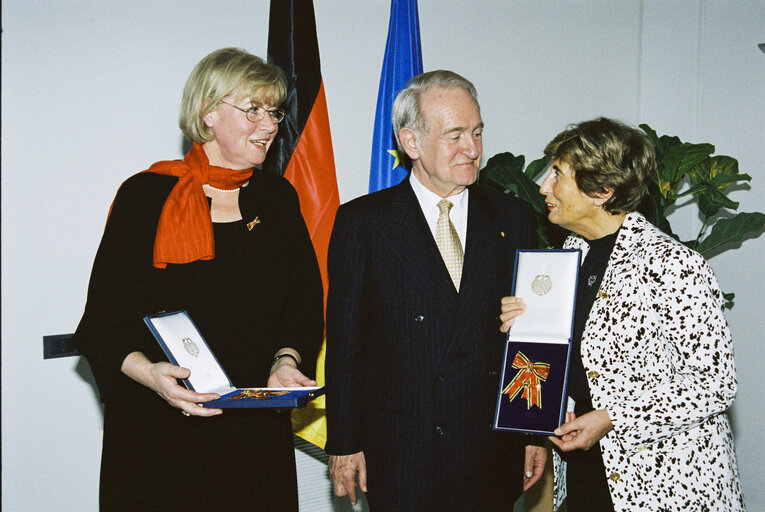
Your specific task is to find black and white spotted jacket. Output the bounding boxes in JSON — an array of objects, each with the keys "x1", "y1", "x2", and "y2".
[{"x1": 553, "y1": 212, "x2": 745, "y2": 511}]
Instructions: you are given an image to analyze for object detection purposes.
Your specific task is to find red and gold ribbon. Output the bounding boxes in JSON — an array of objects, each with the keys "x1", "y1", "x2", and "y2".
[{"x1": 501, "y1": 351, "x2": 550, "y2": 410}]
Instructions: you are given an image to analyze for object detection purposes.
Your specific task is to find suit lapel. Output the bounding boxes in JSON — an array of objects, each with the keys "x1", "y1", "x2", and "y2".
[
  {"x1": 446, "y1": 187, "x2": 507, "y2": 356},
  {"x1": 376, "y1": 180, "x2": 458, "y2": 316},
  {"x1": 460, "y1": 187, "x2": 503, "y2": 295}
]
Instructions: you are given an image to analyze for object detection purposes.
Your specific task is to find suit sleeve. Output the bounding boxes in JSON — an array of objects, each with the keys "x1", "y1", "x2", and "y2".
[
  {"x1": 608, "y1": 247, "x2": 737, "y2": 451},
  {"x1": 521, "y1": 200, "x2": 538, "y2": 249},
  {"x1": 325, "y1": 203, "x2": 368, "y2": 455}
]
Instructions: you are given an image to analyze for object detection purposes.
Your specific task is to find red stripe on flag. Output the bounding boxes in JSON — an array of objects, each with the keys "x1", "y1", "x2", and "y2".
[{"x1": 283, "y1": 80, "x2": 339, "y2": 311}]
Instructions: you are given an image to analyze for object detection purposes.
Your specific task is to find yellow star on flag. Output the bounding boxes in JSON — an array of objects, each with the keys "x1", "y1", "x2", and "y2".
[{"x1": 387, "y1": 149, "x2": 401, "y2": 170}]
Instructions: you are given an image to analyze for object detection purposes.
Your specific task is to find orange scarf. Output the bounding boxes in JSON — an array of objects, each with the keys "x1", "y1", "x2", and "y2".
[{"x1": 145, "y1": 142, "x2": 253, "y2": 268}]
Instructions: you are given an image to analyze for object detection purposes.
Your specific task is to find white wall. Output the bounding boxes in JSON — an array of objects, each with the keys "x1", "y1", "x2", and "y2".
[{"x1": 3, "y1": 1, "x2": 763, "y2": 510}]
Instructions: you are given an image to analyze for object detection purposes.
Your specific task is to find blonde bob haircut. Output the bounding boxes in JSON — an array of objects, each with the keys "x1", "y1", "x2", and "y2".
[
  {"x1": 179, "y1": 47, "x2": 287, "y2": 143},
  {"x1": 544, "y1": 117, "x2": 655, "y2": 214}
]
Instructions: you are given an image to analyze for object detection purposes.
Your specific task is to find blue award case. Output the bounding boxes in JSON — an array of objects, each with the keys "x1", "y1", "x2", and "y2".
[
  {"x1": 493, "y1": 249, "x2": 580, "y2": 435},
  {"x1": 143, "y1": 310, "x2": 325, "y2": 408}
]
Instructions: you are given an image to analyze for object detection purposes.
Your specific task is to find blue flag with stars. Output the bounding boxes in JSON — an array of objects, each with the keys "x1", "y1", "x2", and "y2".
[{"x1": 368, "y1": 0, "x2": 423, "y2": 193}]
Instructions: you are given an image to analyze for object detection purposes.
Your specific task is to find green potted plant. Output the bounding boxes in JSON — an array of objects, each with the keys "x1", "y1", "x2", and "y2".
[{"x1": 478, "y1": 123, "x2": 765, "y2": 302}]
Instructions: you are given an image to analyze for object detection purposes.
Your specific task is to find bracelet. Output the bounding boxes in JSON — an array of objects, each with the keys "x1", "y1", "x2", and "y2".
[{"x1": 271, "y1": 353, "x2": 299, "y2": 370}]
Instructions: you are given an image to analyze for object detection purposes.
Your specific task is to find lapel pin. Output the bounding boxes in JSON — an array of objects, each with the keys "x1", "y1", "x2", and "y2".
[
  {"x1": 597, "y1": 290, "x2": 609, "y2": 299},
  {"x1": 247, "y1": 217, "x2": 261, "y2": 231},
  {"x1": 500, "y1": 231, "x2": 506, "y2": 237}
]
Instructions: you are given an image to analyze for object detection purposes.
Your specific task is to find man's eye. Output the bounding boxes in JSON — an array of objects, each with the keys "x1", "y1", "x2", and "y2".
[{"x1": 473, "y1": 131, "x2": 483, "y2": 138}]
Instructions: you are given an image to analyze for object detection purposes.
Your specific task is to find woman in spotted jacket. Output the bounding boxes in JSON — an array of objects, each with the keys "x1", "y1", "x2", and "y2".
[{"x1": 500, "y1": 117, "x2": 745, "y2": 511}]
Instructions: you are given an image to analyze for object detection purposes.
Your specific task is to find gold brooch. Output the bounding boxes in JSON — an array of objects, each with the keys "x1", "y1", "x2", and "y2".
[{"x1": 247, "y1": 217, "x2": 261, "y2": 231}]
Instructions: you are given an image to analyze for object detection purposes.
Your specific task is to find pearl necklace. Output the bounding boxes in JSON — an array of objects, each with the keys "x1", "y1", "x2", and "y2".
[{"x1": 203, "y1": 183, "x2": 240, "y2": 194}]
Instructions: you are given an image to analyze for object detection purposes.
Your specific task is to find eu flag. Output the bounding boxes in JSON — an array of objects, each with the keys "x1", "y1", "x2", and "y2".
[{"x1": 368, "y1": 0, "x2": 424, "y2": 193}]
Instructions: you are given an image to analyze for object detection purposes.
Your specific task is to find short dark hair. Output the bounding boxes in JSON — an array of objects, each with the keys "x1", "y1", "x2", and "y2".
[{"x1": 544, "y1": 117, "x2": 655, "y2": 214}]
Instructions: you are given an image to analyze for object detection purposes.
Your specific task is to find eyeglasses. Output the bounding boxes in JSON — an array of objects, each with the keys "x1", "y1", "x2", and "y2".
[{"x1": 218, "y1": 100, "x2": 286, "y2": 124}]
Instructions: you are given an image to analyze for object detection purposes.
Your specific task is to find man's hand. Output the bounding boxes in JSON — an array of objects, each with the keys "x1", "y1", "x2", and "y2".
[
  {"x1": 522, "y1": 445, "x2": 547, "y2": 490},
  {"x1": 499, "y1": 296, "x2": 526, "y2": 333},
  {"x1": 328, "y1": 451, "x2": 367, "y2": 505},
  {"x1": 549, "y1": 409, "x2": 613, "y2": 452}
]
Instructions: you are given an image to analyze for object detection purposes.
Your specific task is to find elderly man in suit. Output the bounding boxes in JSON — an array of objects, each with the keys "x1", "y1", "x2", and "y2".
[{"x1": 326, "y1": 70, "x2": 546, "y2": 511}]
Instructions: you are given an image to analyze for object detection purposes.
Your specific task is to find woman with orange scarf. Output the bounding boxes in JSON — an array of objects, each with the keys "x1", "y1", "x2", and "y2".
[{"x1": 73, "y1": 48, "x2": 323, "y2": 511}]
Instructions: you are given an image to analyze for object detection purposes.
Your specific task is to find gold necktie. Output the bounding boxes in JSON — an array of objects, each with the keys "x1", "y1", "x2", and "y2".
[{"x1": 436, "y1": 199, "x2": 464, "y2": 291}]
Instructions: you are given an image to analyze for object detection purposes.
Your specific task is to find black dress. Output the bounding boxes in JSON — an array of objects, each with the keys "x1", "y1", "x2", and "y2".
[{"x1": 73, "y1": 171, "x2": 324, "y2": 511}]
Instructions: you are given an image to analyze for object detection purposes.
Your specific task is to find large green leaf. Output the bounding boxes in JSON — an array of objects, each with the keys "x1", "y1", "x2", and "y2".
[
  {"x1": 695, "y1": 212, "x2": 765, "y2": 254},
  {"x1": 638, "y1": 180, "x2": 676, "y2": 238},
  {"x1": 659, "y1": 143, "x2": 715, "y2": 194},
  {"x1": 639, "y1": 124, "x2": 661, "y2": 152},
  {"x1": 670, "y1": 173, "x2": 750, "y2": 203},
  {"x1": 689, "y1": 155, "x2": 740, "y2": 187},
  {"x1": 698, "y1": 184, "x2": 739, "y2": 218},
  {"x1": 657, "y1": 134, "x2": 683, "y2": 155},
  {"x1": 709, "y1": 171, "x2": 751, "y2": 188},
  {"x1": 479, "y1": 152, "x2": 524, "y2": 190},
  {"x1": 525, "y1": 155, "x2": 552, "y2": 180},
  {"x1": 640, "y1": 124, "x2": 683, "y2": 160},
  {"x1": 480, "y1": 152, "x2": 548, "y2": 215},
  {"x1": 483, "y1": 152, "x2": 525, "y2": 176}
]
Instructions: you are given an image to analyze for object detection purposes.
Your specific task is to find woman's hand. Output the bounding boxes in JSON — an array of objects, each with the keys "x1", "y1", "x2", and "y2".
[
  {"x1": 548, "y1": 409, "x2": 613, "y2": 451},
  {"x1": 523, "y1": 445, "x2": 548, "y2": 490},
  {"x1": 499, "y1": 296, "x2": 527, "y2": 333},
  {"x1": 267, "y1": 349, "x2": 316, "y2": 387},
  {"x1": 121, "y1": 352, "x2": 222, "y2": 417},
  {"x1": 267, "y1": 363, "x2": 317, "y2": 387}
]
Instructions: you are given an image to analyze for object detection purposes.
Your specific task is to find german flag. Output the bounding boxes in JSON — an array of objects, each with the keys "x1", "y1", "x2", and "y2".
[{"x1": 264, "y1": 0, "x2": 339, "y2": 448}]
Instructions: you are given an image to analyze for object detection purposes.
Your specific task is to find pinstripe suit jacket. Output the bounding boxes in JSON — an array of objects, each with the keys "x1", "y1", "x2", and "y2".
[{"x1": 325, "y1": 178, "x2": 536, "y2": 511}]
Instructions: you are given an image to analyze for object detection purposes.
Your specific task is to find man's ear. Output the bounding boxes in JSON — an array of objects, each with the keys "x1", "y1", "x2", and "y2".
[
  {"x1": 398, "y1": 128, "x2": 420, "y2": 161},
  {"x1": 593, "y1": 188, "x2": 614, "y2": 207}
]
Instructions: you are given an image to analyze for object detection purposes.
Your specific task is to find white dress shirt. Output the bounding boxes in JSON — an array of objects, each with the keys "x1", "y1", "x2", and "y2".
[{"x1": 409, "y1": 173, "x2": 468, "y2": 248}]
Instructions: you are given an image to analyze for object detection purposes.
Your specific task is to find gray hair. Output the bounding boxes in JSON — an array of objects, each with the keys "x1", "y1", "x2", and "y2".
[{"x1": 391, "y1": 70, "x2": 479, "y2": 168}]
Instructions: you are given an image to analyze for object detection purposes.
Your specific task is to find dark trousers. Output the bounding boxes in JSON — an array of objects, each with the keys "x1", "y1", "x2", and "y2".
[{"x1": 561, "y1": 402, "x2": 615, "y2": 512}]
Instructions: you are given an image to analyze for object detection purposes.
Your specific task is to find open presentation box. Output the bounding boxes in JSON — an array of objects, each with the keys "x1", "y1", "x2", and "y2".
[
  {"x1": 144, "y1": 310, "x2": 324, "y2": 408},
  {"x1": 493, "y1": 249, "x2": 580, "y2": 435}
]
